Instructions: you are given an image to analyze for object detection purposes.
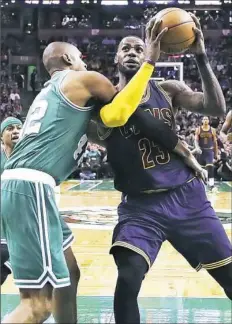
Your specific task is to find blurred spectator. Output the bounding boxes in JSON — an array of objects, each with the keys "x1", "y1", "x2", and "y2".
[
  {"x1": 30, "y1": 69, "x2": 37, "y2": 95},
  {"x1": 215, "y1": 149, "x2": 232, "y2": 181},
  {"x1": 79, "y1": 158, "x2": 96, "y2": 181},
  {"x1": 9, "y1": 89, "x2": 20, "y2": 103}
]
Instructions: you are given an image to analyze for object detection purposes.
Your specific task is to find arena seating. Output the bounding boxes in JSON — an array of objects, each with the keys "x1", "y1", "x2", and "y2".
[{"x1": 1, "y1": 2, "x2": 231, "y2": 180}]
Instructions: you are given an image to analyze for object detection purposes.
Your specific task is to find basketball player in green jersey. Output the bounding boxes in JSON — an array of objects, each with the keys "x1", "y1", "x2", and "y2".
[
  {"x1": 1, "y1": 20, "x2": 170, "y2": 324},
  {"x1": 0, "y1": 117, "x2": 79, "y2": 324},
  {"x1": 1, "y1": 117, "x2": 22, "y2": 174},
  {"x1": 1, "y1": 117, "x2": 22, "y2": 285}
]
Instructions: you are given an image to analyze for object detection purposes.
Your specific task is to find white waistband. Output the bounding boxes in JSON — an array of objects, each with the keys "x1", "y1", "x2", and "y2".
[{"x1": 1, "y1": 168, "x2": 56, "y2": 189}]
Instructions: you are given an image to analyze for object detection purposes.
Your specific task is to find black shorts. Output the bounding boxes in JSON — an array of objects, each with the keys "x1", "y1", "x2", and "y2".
[{"x1": 1, "y1": 243, "x2": 11, "y2": 285}]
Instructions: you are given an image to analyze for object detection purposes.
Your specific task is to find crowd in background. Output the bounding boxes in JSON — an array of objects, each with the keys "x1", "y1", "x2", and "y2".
[
  {"x1": 1, "y1": 7, "x2": 232, "y2": 181},
  {"x1": 41, "y1": 7, "x2": 229, "y2": 30},
  {"x1": 1, "y1": 6, "x2": 229, "y2": 30},
  {"x1": 0, "y1": 73, "x2": 23, "y2": 122}
]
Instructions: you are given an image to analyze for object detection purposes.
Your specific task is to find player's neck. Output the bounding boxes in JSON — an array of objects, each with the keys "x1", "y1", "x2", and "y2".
[
  {"x1": 3, "y1": 145, "x2": 13, "y2": 158},
  {"x1": 50, "y1": 68, "x2": 68, "y2": 77},
  {"x1": 117, "y1": 73, "x2": 133, "y2": 91},
  {"x1": 202, "y1": 125, "x2": 210, "y2": 130}
]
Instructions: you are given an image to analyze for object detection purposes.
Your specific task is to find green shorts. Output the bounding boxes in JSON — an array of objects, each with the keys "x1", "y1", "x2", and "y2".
[{"x1": 1, "y1": 174, "x2": 72, "y2": 289}]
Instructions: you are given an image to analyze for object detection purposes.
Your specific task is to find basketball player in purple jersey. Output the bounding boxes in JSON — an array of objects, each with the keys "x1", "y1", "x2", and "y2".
[
  {"x1": 195, "y1": 116, "x2": 218, "y2": 189},
  {"x1": 89, "y1": 14, "x2": 231, "y2": 324}
]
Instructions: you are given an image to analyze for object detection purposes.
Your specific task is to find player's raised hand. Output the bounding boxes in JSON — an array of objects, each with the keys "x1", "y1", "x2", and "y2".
[
  {"x1": 145, "y1": 18, "x2": 168, "y2": 63},
  {"x1": 188, "y1": 13, "x2": 206, "y2": 55}
]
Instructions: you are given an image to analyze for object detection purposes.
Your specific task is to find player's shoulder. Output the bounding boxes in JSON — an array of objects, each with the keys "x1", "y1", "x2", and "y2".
[
  {"x1": 61, "y1": 70, "x2": 90, "y2": 83},
  {"x1": 158, "y1": 80, "x2": 190, "y2": 99},
  {"x1": 64, "y1": 70, "x2": 112, "y2": 92},
  {"x1": 59, "y1": 70, "x2": 97, "y2": 95},
  {"x1": 71, "y1": 70, "x2": 106, "y2": 83}
]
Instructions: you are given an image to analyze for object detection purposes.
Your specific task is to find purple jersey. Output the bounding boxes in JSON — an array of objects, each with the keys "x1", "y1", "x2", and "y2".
[
  {"x1": 98, "y1": 80, "x2": 194, "y2": 194},
  {"x1": 199, "y1": 126, "x2": 214, "y2": 149}
]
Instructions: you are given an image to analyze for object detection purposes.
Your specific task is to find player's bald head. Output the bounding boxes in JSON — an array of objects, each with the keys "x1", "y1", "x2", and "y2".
[{"x1": 43, "y1": 42, "x2": 86, "y2": 75}]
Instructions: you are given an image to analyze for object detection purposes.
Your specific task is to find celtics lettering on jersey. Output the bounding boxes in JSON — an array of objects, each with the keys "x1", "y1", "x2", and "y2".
[{"x1": 5, "y1": 70, "x2": 93, "y2": 184}]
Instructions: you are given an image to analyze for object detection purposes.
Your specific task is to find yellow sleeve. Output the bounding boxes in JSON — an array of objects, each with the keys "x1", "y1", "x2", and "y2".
[{"x1": 100, "y1": 62, "x2": 154, "y2": 127}]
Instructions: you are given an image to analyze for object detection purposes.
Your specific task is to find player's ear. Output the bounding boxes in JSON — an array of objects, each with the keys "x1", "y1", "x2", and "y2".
[
  {"x1": 114, "y1": 54, "x2": 118, "y2": 64},
  {"x1": 62, "y1": 53, "x2": 73, "y2": 66}
]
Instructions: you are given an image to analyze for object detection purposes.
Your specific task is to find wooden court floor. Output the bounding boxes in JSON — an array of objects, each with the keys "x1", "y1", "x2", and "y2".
[{"x1": 1, "y1": 180, "x2": 232, "y2": 323}]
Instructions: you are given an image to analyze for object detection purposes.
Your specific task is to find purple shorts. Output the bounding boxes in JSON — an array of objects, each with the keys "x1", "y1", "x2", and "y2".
[
  {"x1": 198, "y1": 149, "x2": 214, "y2": 167},
  {"x1": 110, "y1": 178, "x2": 232, "y2": 271}
]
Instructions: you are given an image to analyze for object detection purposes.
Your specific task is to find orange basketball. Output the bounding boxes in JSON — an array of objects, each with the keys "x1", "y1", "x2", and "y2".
[{"x1": 154, "y1": 8, "x2": 196, "y2": 54}]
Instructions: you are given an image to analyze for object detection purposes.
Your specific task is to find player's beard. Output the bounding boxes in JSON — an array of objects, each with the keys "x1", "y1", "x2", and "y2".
[{"x1": 118, "y1": 62, "x2": 140, "y2": 79}]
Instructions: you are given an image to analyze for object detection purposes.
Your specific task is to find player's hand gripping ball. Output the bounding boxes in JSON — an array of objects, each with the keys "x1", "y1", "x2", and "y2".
[{"x1": 153, "y1": 8, "x2": 196, "y2": 54}]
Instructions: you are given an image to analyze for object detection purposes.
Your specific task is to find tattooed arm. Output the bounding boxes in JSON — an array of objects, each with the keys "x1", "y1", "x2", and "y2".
[{"x1": 160, "y1": 14, "x2": 226, "y2": 117}]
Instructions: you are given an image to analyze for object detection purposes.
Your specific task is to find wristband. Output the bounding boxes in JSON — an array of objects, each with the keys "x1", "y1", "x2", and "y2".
[{"x1": 145, "y1": 59, "x2": 156, "y2": 67}]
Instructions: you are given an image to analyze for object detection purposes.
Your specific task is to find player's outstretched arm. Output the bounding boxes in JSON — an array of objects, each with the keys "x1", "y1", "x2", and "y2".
[
  {"x1": 160, "y1": 14, "x2": 226, "y2": 117},
  {"x1": 83, "y1": 63, "x2": 154, "y2": 127}
]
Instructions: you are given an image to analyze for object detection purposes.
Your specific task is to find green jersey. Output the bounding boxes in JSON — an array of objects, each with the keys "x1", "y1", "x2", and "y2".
[
  {"x1": 1, "y1": 148, "x2": 8, "y2": 174},
  {"x1": 5, "y1": 70, "x2": 94, "y2": 184}
]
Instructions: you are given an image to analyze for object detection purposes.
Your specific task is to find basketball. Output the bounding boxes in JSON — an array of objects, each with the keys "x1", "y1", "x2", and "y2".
[{"x1": 154, "y1": 8, "x2": 196, "y2": 54}]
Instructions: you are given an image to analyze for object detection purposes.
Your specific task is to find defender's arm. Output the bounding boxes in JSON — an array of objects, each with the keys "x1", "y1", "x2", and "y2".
[{"x1": 82, "y1": 62, "x2": 155, "y2": 127}]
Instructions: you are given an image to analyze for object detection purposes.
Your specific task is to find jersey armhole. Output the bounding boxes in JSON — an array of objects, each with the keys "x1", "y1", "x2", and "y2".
[{"x1": 155, "y1": 81, "x2": 173, "y2": 108}]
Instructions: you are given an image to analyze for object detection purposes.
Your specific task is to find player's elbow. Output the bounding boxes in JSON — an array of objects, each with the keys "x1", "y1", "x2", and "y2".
[
  {"x1": 100, "y1": 105, "x2": 130, "y2": 127},
  {"x1": 214, "y1": 103, "x2": 226, "y2": 117},
  {"x1": 205, "y1": 101, "x2": 226, "y2": 117}
]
